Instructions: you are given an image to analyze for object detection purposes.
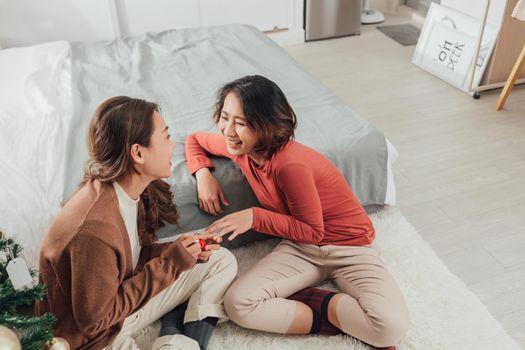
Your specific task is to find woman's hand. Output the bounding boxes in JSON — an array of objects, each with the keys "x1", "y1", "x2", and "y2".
[
  {"x1": 193, "y1": 232, "x2": 223, "y2": 263},
  {"x1": 178, "y1": 235, "x2": 202, "y2": 260},
  {"x1": 195, "y1": 168, "x2": 229, "y2": 215},
  {"x1": 204, "y1": 209, "x2": 253, "y2": 241}
]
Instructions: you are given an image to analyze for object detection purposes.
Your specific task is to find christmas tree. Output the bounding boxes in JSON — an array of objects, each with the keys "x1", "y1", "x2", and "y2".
[{"x1": 0, "y1": 231, "x2": 56, "y2": 349}]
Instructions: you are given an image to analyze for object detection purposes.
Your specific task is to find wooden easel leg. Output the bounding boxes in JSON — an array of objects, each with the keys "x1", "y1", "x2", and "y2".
[{"x1": 496, "y1": 45, "x2": 525, "y2": 111}]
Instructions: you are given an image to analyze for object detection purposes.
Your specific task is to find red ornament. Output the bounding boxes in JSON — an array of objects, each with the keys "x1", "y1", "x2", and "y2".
[{"x1": 198, "y1": 239, "x2": 207, "y2": 250}]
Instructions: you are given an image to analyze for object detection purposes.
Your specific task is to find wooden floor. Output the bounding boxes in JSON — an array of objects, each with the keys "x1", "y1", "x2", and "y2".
[{"x1": 285, "y1": 14, "x2": 525, "y2": 348}]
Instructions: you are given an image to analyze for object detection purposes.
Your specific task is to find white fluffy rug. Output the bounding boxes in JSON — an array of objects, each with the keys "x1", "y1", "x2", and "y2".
[{"x1": 133, "y1": 207, "x2": 521, "y2": 350}]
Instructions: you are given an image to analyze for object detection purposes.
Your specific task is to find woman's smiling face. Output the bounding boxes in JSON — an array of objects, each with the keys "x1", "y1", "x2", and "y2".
[{"x1": 218, "y1": 92, "x2": 261, "y2": 160}]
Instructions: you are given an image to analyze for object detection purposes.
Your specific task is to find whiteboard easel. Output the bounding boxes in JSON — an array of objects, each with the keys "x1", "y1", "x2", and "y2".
[{"x1": 468, "y1": 0, "x2": 525, "y2": 98}]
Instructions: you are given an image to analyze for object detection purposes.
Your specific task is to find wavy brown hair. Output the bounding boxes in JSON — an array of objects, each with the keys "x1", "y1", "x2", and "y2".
[
  {"x1": 213, "y1": 75, "x2": 297, "y2": 160},
  {"x1": 84, "y1": 96, "x2": 178, "y2": 245}
]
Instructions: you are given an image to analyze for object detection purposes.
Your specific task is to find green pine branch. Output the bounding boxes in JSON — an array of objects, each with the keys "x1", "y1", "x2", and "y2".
[
  {"x1": 0, "y1": 282, "x2": 47, "y2": 314},
  {"x1": 20, "y1": 326, "x2": 55, "y2": 350},
  {"x1": 0, "y1": 233, "x2": 56, "y2": 349},
  {"x1": 0, "y1": 313, "x2": 55, "y2": 329}
]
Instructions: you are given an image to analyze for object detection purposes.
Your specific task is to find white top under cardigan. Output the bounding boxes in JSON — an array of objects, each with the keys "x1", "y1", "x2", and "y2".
[{"x1": 113, "y1": 181, "x2": 141, "y2": 269}]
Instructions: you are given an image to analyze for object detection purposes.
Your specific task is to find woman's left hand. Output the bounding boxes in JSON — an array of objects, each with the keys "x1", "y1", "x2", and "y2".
[
  {"x1": 193, "y1": 232, "x2": 223, "y2": 262},
  {"x1": 204, "y1": 209, "x2": 253, "y2": 241}
]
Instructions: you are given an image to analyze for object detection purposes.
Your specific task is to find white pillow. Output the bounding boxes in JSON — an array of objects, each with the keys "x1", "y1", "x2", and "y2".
[{"x1": 0, "y1": 41, "x2": 71, "y2": 268}]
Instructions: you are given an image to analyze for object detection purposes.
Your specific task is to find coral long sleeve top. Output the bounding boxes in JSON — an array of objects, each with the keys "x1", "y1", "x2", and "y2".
[{"x1": 186, "y1": 133, "x2": 374, "y2": 246}]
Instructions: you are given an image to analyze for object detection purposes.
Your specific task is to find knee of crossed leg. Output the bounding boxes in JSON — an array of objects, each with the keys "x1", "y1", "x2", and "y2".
[
  {"x1": 223, "y1": 281, "x2": 262, "y2": 329},
  {"x1": 368, "y1": 310, "x2": 410, "y2": 348}
]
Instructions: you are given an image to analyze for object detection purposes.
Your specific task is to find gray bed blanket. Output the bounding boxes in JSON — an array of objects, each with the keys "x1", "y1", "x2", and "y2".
[{"x1": 65, "y1": 24, "x2": 388, "y2": 244}]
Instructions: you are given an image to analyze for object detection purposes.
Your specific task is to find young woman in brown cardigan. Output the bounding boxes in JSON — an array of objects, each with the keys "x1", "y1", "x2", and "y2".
[{"x1": 36, "y1": 96, "x2": 237, "y2": 350}]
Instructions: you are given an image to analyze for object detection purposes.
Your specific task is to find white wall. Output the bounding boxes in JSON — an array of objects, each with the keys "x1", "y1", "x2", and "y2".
[
  {"x1": 441, "y1": 0, "x2": 506, "y2": 27},
  {"x1": 117, "y1": 0, "x2": 201, "y2": 36},
  {"x1": 0, "y1": 0, "x2": 115, "y2": 47},
  {"x1": 0, "y1": 0, "x2": 304, "y2": 48}
]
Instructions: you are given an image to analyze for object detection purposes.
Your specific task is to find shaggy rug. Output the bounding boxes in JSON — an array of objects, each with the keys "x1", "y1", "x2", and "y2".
[{"x1": 133, "y1": 207, "x2": 521, "y2": 350}]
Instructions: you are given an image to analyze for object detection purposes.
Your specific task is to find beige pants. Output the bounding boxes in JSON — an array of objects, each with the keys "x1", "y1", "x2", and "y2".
[
  {"x1": 106, "y1": 247, "x2": 237, "y2": 350},
  {"x1": 224, "y1": 240, "x2": 409, "y2": 347}
]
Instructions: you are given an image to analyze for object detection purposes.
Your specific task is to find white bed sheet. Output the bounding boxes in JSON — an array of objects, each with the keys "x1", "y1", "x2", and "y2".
[{"x1": 0, "y1": 41, "x2": 71, "y2": 267}]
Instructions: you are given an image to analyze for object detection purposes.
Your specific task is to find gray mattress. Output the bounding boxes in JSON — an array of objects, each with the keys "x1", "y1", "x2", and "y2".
[{"x1": 65, "y1": 24, "x2": 390, "y2": 244}]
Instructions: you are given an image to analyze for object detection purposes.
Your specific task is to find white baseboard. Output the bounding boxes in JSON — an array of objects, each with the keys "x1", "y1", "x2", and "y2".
[{"x1": 265, "y1": 29, "x2": 305, "y2": 46}]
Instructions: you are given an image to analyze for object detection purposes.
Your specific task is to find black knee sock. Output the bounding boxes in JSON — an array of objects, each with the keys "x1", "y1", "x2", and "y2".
[
  {"x1": 183, "y1": 317, "x2": 218, "y2": 350},
  {"x1": 159, "y1": 302, "x2": 188, "y2": 337}
]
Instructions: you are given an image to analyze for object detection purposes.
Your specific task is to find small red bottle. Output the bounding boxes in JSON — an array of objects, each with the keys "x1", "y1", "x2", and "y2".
[{"x1": 197, "y1": 239, "x2": 207, "y2": 250}]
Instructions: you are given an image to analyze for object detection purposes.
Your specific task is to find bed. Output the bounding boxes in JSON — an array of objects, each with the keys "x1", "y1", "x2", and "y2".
[{"x1": 0, "y1": 24, "x2": 397, "y2": 266}]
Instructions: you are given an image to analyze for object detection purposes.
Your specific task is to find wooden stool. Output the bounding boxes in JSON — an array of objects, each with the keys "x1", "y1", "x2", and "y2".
[{"x1": 496, "y1": 44, "x2": 525, "y2": 110}]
